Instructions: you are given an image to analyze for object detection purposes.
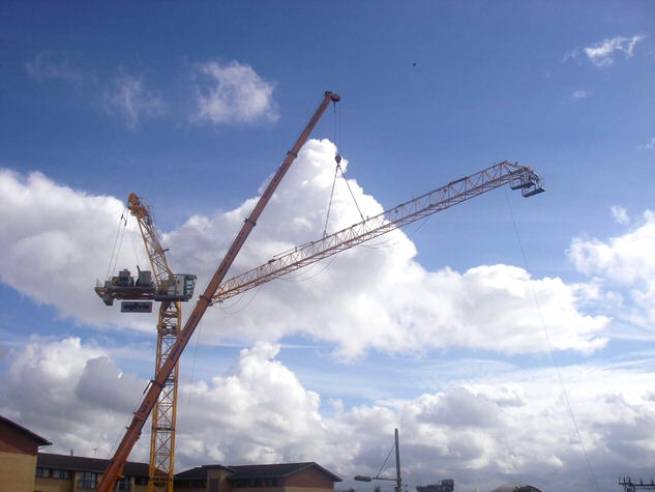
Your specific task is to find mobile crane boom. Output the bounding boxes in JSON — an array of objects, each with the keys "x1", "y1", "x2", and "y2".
[
  {"x1": 97, "y1": 91, "x2": 341, "y2": 492},
  {"x1": 213, "y1": 160, "x2": 543, "y2": 302}
]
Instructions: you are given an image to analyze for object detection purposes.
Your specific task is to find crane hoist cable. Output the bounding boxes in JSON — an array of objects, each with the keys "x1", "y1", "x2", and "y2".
[
  {"x1": 502, "y1": 186, "x2": 600, "y2": 492},
  {"x1": 106, "y1": 209, "x2": 128, "y2": 280},
  {"x1": 324, "y1": 101, "x2": 366, "y2": 237}
]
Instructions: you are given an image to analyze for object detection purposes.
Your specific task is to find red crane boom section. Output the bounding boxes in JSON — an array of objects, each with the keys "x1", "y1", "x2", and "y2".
[
  {"x1": 97, "y1": 91, "x2": 341, "y2": 492},
  {"x1": 213, "y1": 160, "x2": 543, "y2": 303}
]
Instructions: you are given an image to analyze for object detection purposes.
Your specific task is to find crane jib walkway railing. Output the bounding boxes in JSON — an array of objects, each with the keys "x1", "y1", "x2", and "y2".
[{"x1": 213, "y1": 160, "x2": 544, "y2": 302}]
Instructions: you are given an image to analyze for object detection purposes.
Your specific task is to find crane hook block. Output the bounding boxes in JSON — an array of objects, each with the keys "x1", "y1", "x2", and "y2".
[{"x1": 335, "y1": 153, "x2": 342, "y2": 164}]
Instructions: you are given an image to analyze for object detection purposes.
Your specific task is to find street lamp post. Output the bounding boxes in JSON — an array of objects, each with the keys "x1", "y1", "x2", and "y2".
[{"x1": 354, "y1": 428, "x2": 402, "y2": 492}]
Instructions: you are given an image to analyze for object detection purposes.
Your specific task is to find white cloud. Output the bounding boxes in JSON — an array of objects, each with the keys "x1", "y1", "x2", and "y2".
[
  {"x1": 0, "y1": 337, "x2": 147, "y2": 459},
  {"x1": 3, "y1": 337, "x2": 655, "y2": 492},
  {"x1": 104, "y1": 75, "x2": 166, "y2": 129},
  {"x1": 0, "y1": 168, "x2": 154, "y2": 330},
  {"x1": 193, "y1": 61, "x2": 279, "y2": 125},
  {"x1": 0, "y1": 142, "x2": 609, "y2": 357},
  {"x1": 571, "y1": 89, "x2": 590, "y2": 99},
  {"x1": 611, "y1": 205, "x2": 630, "y2": 225},
  {"x1": 569, "y1": 211, "x2": 655, "y2": 327},
  {"x1": 638, "y1": 137, "x2": 655, "y2": 151},
  {"x1": 25, "y1": 53, "x2": 84, "y2": 85},
  {"x1": 570, "y1": 211, "x2": 655, "y2": 286},
  {"x1": 564, "y1": 34, "x2": 646, "y2": 67}
]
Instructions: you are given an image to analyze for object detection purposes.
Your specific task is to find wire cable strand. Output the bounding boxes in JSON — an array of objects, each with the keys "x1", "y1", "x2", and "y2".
[{"x1": 503, "y1": 187, "x2": 600, "y2": 492}]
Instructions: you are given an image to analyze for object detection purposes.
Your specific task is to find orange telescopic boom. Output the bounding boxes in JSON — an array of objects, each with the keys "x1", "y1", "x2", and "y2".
[{"x1": 97, "y1": 91, "x2": 341, "y2": 492}]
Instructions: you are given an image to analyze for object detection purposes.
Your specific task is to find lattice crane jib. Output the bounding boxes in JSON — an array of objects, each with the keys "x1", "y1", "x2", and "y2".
[
  {"x1": 213, "y1": 161, "x2": 543, "y2": 302},
  {"x1": 126, "y1": 193, "x2": 181, "y2": 492}
]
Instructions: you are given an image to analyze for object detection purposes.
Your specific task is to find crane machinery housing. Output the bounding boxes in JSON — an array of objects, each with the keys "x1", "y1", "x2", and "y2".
[{"x1": 94, "y1": 90, "x2": 544, "y2": 492}]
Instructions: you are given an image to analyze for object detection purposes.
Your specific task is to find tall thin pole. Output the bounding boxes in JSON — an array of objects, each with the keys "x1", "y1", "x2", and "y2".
[{"x1": 394, "y1": 428, "x2": 401, "y2": 492}]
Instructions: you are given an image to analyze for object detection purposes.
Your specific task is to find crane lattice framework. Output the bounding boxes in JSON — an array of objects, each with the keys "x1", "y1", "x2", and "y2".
[
  {"x1": 620, "y1": 477, "x2": 655, "y2": 492},
  {"x1": 95, "y1": 90, "x2": 544, "y2": 492},
  {"x1": 127, "y1": 193, "x2": 182, "y2": 492},
  {"x1": 213, "y1": 160, "x2": 543, "y2": 302}
]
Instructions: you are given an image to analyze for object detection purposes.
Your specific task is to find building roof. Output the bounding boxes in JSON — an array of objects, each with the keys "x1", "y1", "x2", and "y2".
[
  {"x1": 37, "y1": 453, "x2": 149, "y2": 478},
  {"x1": 0, "y1": 415, "x2": 51, "y2": 446},
  {"x1": 175, "y1": 462, "x2": 342, "y2": 482},
  {"x1": 175, "y1": 464, "x2": 232, "y2": 480},
  {"x1": 230, "y1": 462, "x2": 342, "y2": 482},
  {"x1": 489, "y1": 485, "x2": 543, "y2": 492}
]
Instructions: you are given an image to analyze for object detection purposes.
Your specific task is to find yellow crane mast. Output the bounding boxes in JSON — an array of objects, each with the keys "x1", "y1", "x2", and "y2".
[{"x1": 127, "y1": 193, "x2": 182, "y2": 492}]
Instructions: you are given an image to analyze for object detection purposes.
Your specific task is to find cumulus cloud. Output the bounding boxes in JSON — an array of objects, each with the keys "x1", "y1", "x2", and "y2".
[
  {"x1": 104, "y1": 74, "x2": 166, "y2": 129},
  {"x1": 0, "y1": 337, "x2": 147, "y2": 459},
  {"x1": 193, "y1": 61, "x2": 279, "y2": 125},
  {"x1": 564, "y1": 34, "x2": 646, "y2": 67},
  {"x1": 0, "y1": 141, "x2": 608, "y2": 357},
  {"x1": 3, "y1": 337, "x2": 655, "y2": 492},
  {"x1": 569, "y1": 211, "x2": 655, "y2": 327},
  {"x1": 0, "y1": 168, "x2": 154, "y2": 330},
  {"x1": 25, "y1": 53, "x2": 84, "y2": 85}
]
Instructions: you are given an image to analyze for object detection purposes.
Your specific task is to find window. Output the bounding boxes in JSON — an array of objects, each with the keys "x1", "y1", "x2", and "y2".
[
  {"x1": 116, "y1": 477, "x2": 131, "y2": 492},
  {"x1": 134, "y1": 476, "x2": 148, "y2": 485},
  {"x1": 77, "y1": 471, "x2": 98, "y2": 490},
  {"x1": 36, "y1": 467, "x2": 50, "y2": 478},
  {"x1": 52, "y1": 469, "x2": 72, "y2": 479}
]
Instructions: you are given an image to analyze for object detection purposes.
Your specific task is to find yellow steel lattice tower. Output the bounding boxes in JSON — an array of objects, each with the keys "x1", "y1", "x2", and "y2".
[{"x1": 127, "y1": 193, "x2": 180, "y2": 492}]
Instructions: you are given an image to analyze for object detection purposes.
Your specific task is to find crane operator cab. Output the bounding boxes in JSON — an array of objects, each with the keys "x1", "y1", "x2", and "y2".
[{"x1": 95, "y1": 268, "x2": 197, "y2": 308}]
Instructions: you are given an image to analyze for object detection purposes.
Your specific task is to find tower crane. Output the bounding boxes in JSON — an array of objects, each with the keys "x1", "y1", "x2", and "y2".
[
  {"x1": 96, "y1": 90, "x2": 544, "y2": 492},
  {"x1": 95, "y1": 194, "x2": 197, "y2": 492}
]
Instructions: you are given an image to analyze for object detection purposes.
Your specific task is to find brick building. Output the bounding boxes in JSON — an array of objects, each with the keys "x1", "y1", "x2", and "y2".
[
  {"x1": 35, "y1": 453, "x2": 150, "y2": 492},
  {"x1": 0, "y1": 415, "x2": 51, "y2": 492}
]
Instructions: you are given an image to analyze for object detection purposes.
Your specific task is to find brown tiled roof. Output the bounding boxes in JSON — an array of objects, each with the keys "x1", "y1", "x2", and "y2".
[
  {"x1": 0, "y1": 415, "x2": 51, "y2": 446},
  {"x1": 175, "y1": 462, "x2": 341, "y2": 482},
  {"x1": 37, "y1": 453, "x2": 149, "y2": 478}
]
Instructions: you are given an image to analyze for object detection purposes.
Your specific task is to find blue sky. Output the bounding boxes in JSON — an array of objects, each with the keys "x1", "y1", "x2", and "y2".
[{"x1": 1, "y1": 2, "x2": 655, "y2": 491}]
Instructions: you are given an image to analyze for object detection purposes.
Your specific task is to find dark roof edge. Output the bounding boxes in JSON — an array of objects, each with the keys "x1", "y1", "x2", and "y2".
[
  {"x1": 293, "y1": 462, "x2": 342, "y2": 482},
  {"x1": 176, "y1": 462, "x2": 343, "y2": 483},
  {"x1": 227, "y1": 462, "x2": 342, "y2": 482},
  {"x1": 0, "y1": 415, "x2": 51, "y2": 446}
]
